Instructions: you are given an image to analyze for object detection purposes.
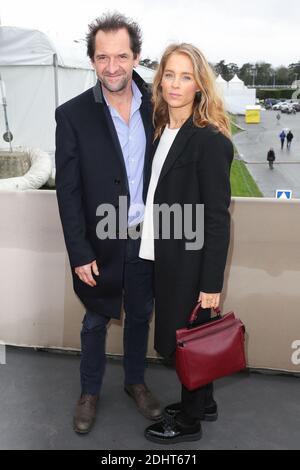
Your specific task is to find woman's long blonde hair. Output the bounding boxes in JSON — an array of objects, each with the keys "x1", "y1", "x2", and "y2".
[{"x1": 152, "y1": 43, "x2": 231, "y2": 140}]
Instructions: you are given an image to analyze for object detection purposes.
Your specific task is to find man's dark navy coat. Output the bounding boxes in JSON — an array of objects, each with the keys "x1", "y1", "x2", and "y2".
[{"x1": 55, "y1": 71, "x2": 153, "y2": 318}]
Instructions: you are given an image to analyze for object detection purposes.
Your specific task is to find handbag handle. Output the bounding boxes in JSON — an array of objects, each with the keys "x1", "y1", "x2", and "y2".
[{"x1": 189, "y1": 300, "x2": 221, "y2": 324}]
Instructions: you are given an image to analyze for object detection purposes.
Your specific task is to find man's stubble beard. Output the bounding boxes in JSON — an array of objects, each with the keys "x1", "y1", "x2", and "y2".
[{"x1": 100, "y1": 73, "x2": 130, "y2": 94}]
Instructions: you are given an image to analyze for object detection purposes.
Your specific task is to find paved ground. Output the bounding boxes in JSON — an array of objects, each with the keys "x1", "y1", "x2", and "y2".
[
  {"x1": 0, "y1": 347, "x2": 299, "y2": 450},
  {"x1": 233, "y1": 110, "x2": 300, "y2": 198}
]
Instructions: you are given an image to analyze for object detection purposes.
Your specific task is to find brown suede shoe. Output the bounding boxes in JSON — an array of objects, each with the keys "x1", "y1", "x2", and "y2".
[
  {"x1": 73, "y1": 394, "x2": 99, "y2": 434},
  {"x1": 124, "y1": 384, "x2": 163, "y2": 421}
]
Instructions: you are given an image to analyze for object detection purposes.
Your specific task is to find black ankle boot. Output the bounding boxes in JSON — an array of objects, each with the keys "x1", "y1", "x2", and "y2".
[{"x1": 144, "y1": 413, "x2": 202, "y2": 445}]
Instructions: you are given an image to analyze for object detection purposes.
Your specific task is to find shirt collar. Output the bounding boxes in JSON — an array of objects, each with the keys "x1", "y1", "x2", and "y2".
[{"x1": 102, "y1": 80, "x2": 142, "y2": 118}]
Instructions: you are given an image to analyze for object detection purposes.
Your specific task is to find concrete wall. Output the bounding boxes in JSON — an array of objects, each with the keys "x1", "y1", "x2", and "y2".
[{"x1": 0, "y1": 190, "x2": 299, "y2": 372}]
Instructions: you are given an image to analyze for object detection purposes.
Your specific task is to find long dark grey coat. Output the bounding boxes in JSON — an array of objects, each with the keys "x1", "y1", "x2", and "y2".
[
  {"x1": 152, "y1": 118, "x2": 234, "y2": 358},
  {"x1": 55, "y1": 71, "x2": 153, "y2": 317}
]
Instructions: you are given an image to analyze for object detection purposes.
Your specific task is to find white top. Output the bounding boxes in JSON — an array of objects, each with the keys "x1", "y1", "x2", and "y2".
[{"x1": 139, "y1": 125, "x2": 180, "y2": 261}]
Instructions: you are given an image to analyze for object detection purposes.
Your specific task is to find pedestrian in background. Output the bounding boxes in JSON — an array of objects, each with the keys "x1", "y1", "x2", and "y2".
[
  {"x1": 279, "y1": 130, "x2": 286, "y2": 150},
  {"x1": 276, "y1": 113, "x2": 281, "y2": 125},
  {"x1": 286, "y1": 130, "x2": 294, "y2": 150},
  {"x1": 267, "y1": 148, "x2": 275, "y2": 169}
]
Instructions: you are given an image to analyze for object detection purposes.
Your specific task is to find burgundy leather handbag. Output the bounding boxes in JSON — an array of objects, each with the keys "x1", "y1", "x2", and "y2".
[{"x1": 176, "y1": 301, "x2": 246, "y2": 391}]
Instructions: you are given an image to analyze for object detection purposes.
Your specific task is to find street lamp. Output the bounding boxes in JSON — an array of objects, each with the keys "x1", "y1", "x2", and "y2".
[
  {"x1": 251, "y1": 66, "x2": 257, "y2": 87},
  {"x1": 270, "y1": 71, "x2": 276, "y2": 88},
  {"x1": 0, "y1": 73, "x2": 13, "y2": 152}
]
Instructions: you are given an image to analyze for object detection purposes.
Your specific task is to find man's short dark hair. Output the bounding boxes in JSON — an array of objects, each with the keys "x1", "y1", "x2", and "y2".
[{"x1": 86, "y1": 12, "x2": 142, "y2": 60}]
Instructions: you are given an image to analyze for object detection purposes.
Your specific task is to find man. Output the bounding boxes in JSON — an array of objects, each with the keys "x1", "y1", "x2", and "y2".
[
  {"x1": 286, "y1": 130, "x2": 294, "y2": 150},
  {"x1": 55, "y1": 13, "x2": 162, "y2": 434},
  {"x1": 267, "y1": 147, "x2": 275, "y2": 170}
]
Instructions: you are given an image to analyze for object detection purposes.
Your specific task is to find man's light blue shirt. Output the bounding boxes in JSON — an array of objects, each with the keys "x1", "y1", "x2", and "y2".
[{"x1": 103, "y1": 81, "x2": 146, "y2": 227}]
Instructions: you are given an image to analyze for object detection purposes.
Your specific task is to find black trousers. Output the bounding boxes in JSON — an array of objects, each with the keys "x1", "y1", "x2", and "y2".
[
  {"x1": 80, "y1": 237, "x2": 154, "y2": 394},
  {"x1": 181, "y1": 382, "x2": 214, "y2": 420},
  {"x1": 180, "y1": 306, "x2": 215, "y2": 420}
]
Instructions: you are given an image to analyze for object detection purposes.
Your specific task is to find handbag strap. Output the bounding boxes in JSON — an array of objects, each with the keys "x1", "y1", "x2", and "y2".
[{"x1": 189, "y1": 300, "x2": 221, "y2": 324}]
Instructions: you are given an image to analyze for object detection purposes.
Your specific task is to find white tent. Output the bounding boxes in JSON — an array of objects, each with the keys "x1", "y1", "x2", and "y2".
[
  {"x1": 216, "y1": 74, "x2": 228, "y2": 86},
  {"x1": 216, "y1": 74, "x2": 256, "y2": 115},
  {"x1": 0, "y1": 26, "x2": 96, "y2": 153},
  {"x1": 215, "y1": 74, "x2": 228, "y2": 104},
  {"x1": 228, "y1": 74, "x2": 245, "y2": 89},
  {"x1": 0, "y1": 26, "x2": 155, "y2": 154}
]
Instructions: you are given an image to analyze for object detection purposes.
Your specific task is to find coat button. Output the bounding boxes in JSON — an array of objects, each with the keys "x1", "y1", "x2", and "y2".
[{"x1": 114, "y1": 179, "x2": 121, "y2": 185}]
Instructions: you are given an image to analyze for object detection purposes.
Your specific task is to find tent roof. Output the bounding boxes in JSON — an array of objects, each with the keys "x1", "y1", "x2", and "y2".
[
  {"x1": 229, "y1": 73, "x2": 244, "y2": 84},
  {"x1": 216, "y1": 74, "x2": 228, "y2": 83},
  {"x1": 0, "y1": 26, "x2": 156, "y2": 82},
  {"x1": 0, "y1": 26, "x2": 91, "y2": 69}
]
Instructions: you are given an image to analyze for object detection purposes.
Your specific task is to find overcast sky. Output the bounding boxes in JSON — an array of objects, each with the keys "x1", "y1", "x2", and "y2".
[{"x1": 1, "y1": 0, "x2": 299, "y2": 67}]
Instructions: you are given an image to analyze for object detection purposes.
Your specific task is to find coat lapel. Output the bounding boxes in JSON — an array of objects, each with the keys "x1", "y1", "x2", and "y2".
[
  {"x1": 157, "y1": 117, "x2": 197, "y2": 186},
  {"x1": 140, "y1": 98, "x2": 154, "y2": 197},
  {"x1": 93, "y1": 80, "x2": 130, "y2": 192},
  {"x1": 103, "y1": 104, "x2": 129, "y2": 184}
]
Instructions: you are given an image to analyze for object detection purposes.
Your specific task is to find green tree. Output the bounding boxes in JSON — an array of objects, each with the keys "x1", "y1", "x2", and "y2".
[
  {"x1": 140, "y1": 58, "x2": 152, "y2": 68},
  {"x1": 288, "y1": 62, "x2": 300, "y2": 84},
  {"x1": 214, "y1": 60, "x2": 230, "y2": 80},
  {"x1": 227, "y1": 63, "x2": 240, "y2": 80},
  {"x1": 275, "y1": 66, "x2": 290, "y2": 85},
  {"x1": 255, "y1": 62, "x2": 273, "y2": 86},
  {"x1": 239, "y1": 63, "x2": 253, "y2": 86},
  {"x1": 149, "y1": 60, "x2": 159, "y2": 70}
]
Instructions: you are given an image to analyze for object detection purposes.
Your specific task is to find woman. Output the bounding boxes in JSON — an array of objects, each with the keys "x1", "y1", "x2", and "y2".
[{"x1": 139, "y1": 43, "x2": 234, "y2": 444}]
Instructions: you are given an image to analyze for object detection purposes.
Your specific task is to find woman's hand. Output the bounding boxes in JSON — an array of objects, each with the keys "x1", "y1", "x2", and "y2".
[{"x1": 198, "y1": 291, "x2": 220, "y2": 309}]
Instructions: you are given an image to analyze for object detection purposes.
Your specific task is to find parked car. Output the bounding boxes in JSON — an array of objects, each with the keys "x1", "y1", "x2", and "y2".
[
  {"x1": 272, "y1": 102, "x2": 286, "y2": 110},
  {"x1": 292, "y1": 102, "x2": 300, "y2": 112},
  {"x1": 265, "y1": 98, "x2": 278, "y2": 109},
  {"x1": 281, "y1": 104, "x2": 297, "y2": 114}
]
